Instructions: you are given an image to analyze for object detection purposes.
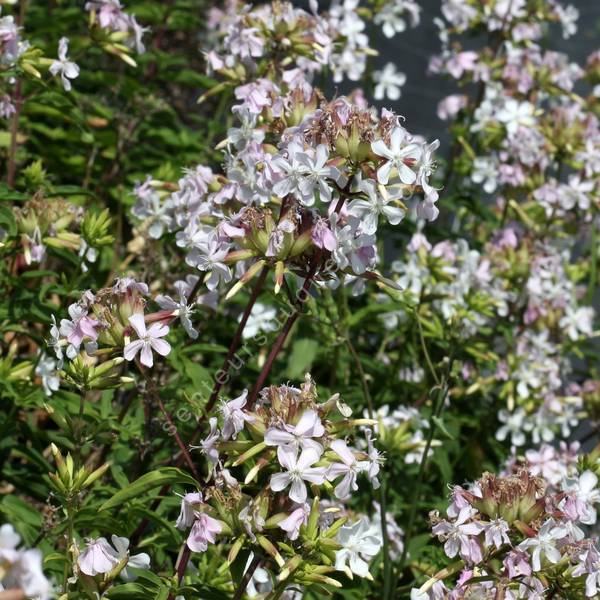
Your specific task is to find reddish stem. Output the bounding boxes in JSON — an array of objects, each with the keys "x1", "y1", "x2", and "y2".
[
  {"x1": 191, "y1": 264, "x2": 269, "y2": 439},
  {"x1": 136, "y1": 359, "x2": 200, "y2": 481},
  {"x1": 247, "y1": 258, "x2": 320, "y2": 409},
  {"x1": 155, "y1": 393, "x2": 201, "y2": 481}
]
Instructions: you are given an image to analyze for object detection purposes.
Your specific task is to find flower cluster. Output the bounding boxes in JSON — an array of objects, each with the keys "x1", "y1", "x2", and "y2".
[
  {"x1": 47, "y1": 275, "x2": 216, "y2": 392},
  {"x1": 85, "y1": 0, "x2": 147, "y2": 57},
  {"x1": 174, "y1": 375, "x2": 386, "y2": 587},
  {"x1": 385, "y1": 225, "x2": 596, "y2": 446},
  {"x1": 204, "y1": 0, "x2": 419, "y2": 93},
  {"x1": 130, "y1": 86, "x2": 440, "y2": 300},
  {"x1": 414, "y1": 463, "x2": 600, "y2": 598}
]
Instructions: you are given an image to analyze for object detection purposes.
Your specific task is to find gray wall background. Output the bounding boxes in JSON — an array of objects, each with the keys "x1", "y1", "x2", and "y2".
[{"x1": 356, "y1": 0, "x2": 600, "y2": 143}]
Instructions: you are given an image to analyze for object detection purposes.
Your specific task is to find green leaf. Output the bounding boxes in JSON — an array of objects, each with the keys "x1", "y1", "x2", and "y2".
[
  {"x1": 431, "y1": 416, "x2": 454, "y2": 440},
  {"x1": 346, "y1": 302, "x2": 400, "y2": 328},
  {"x1": 0, "y1": 205, "x2": 17, "y2": 236},
  {"x1": 285, "y1": 338, "x2": 319, "y2": 379},
  {"x1": 105, "y1": 583, "x2": 157, "y2": 599},
  {"x1": 99, "y1": 468, "x2": 198, "y2": 512}
]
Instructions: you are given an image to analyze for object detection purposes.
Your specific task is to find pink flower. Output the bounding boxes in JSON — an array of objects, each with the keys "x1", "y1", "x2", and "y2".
[
  {"x1": 219, "y1": 390, "x2": 254, "y2": 440},
  {"x1": 123, "y1": 313, "x2": 171, "y2": 368},
  {"x1": 278, "y1": 503, "x2": 310, "y2": 540},
  {"x1": 312, "y1": 218, "x2": 337, "y2": 251},
  {"x1": 175, "y1": 492, "x2": 203, "y2": 531},
  {"x1": 407, "y1": 233, "x2": 432, "y2": 253},
  {"x1": 437, "y1": 94, "x2": 468, "y2": 120},
  {"x1": 431, "y1": 507, "x2": 483, "y2": 563},
  {"x1": 446, "y1": 51, "x2": 478, "y2": 79},
  {"x1": 186, "y1": 513, "x2": 222, "y2": 552},
  {"x1": 59, "y1": 304, "x2": 100, "y2": 348},
  {"x1": 504, "y1": 549, "x2": 532, "y2": 579}
]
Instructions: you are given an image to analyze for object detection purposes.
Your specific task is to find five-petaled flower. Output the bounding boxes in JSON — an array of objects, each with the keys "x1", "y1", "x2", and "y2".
[
  {"x1": 123, "y1": 313, "x2": 171, "y2": 368},
  {"x1": 270, "y1": 446, "x2": 327, "y2": 503},
  {"x1": 371, "y1": 126, "x2": 422, "y2": 186}
]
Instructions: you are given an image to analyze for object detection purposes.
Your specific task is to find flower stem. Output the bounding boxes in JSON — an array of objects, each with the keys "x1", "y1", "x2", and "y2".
[
  {"x1": 397, "y1": 355, "x2": 454, "y2": 579},
  {"x1": 247, "y1": 259, "x2": 319, "y2": 409},
  {"x1": 136, "y1": 359, "x2": 201, "y2": 481},
  {"x1": 203, "y1": 265, "x2": 269, "y2": 416},
  {"x1": 232, "y1": 554, "x2": 261, "y2": 600},
  {"x1": 341, "y1": 331, "x2": 391, "y2": 598}
]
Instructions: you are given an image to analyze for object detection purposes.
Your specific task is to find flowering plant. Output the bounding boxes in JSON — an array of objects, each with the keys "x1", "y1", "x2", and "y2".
[{"x1": 0, "y1": 0, "x2": 598, "y2": 599}]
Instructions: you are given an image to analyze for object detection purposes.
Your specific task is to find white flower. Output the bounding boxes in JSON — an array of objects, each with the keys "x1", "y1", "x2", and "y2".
[
  {"x1": 374, "y1": 0, "x2": 420, "y2": 38},
  {"x1": 327, "y1": 439, "x2": 368, "y2": 500},
  {"x1": 371, "y1": 126, "x2": 422, "y2": 185},
  {"x1": 561, "y1": 470, "x2": 600, "y2": 525},
  {"x1": 364, "y1": 429, "x2": 383, "y2": 489},
  {"x1": 496, "y1": 408, "x2": 529, "y2": 447},
  {"x1": 156, "y1": 281, "x2": 198, "y2": 339},
  {"x1": 559, "y1": 306, "x2": 594, "y2": 341},
  {"x1": 334, "y1": 517, "x2": 382, "y2": 579},
  {"x1": 269, "y1": 446, "x2": 326, "y2": 503},
  {"x1": 348, "y1": 180, "x2": 405, "y2": 234},
  {"x1": 572, "y1": 546, "x2": 600, "y2": 598},
  {"x1": 219, "y1": 390, "x2": 254, "y2": 440},
  {"x1": 49, "y1": 37, "x2": 79, "y2": 91},
  {"x1": 330, "y1": 213, "x2": 377, "y2": 275},
  {"x1": 242, "y1": 302, "x2": 278, "y2": 339},
  {"x1": 272, "y1": 143, "x2": 305, "y2": 199},
  {"x1": 471, "y1": 156, "x2": 499, "y2": 194},
  {"x1": 0, "y1": 523, "x2": 52, "y2": 598},
  {"x1": 295, "y1": 144, "x2": 343, "y2": 205},
  {"x1": 187, "y1": 230, "x2": 232, "y2": 291},
  {"x1": 373, "y1": 62, "x2": 406, "y2": 101},
  {"x1": 518, "y1": 519, "x2": 567, "y2": 571},
  {"x1": 417, "y1": 139, "x2": 440, "y2": 203},
  {"x1": 244, "y1": 552, "x2": 272, "y2": 597},
  {"x1": 110, "y1": 535, "x2": 150, "y2": 581},
  {"x1": 483, "y1": 518, "x2": 510, "y2": 549},
  {"x1": 123, "y1": 313, "x2": 171, "y2": 368},
  {"x1": 264, "y1": 409, "x2": 325, "y2": 453},
  {"x1": 35, "y1": 353, "x2": 60, "y2": 396},
  {"x1": 193, "y1": 417, "x2": 220, "y2": 468},
  {"x1": 496, "y1": 98, "x2": 536, "y2": 136}
]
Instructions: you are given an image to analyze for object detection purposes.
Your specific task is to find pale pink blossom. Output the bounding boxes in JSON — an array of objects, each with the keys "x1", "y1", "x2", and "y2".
[
  {"x1": 219, "y1": 390, "x2": 254, "y2": 440},
  {"x1": 327, "y1": 439, "x2": 368, "y2": 500},
  {"x1": 186, "y1": 513, "x2": 222, "y2": 552},
  {"x1": 49, "y1": 37, "x2": 79, "y2": 91},
  {"x1": 123, "y1": 313, "x2": 171, "y2": 368},
  {"x1": 264, "y1": 409, "x2": 325, "y2": 453},
  {"x1": 270, "y1": 446, "x2": 326, "y2": 503},
  {"x1": 78, "y1": 537, "x2": 119, "y2": 576},
  {"x1": 175, "y1": 492, "x2": 203, "y2": 531},
  {"x1": 278, "y1": 503, "x2": 310, "y2": 540}
]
